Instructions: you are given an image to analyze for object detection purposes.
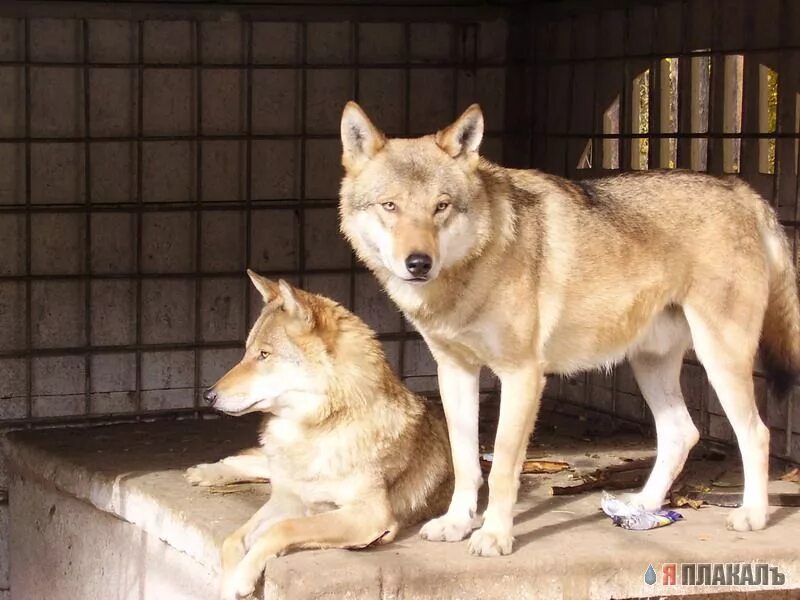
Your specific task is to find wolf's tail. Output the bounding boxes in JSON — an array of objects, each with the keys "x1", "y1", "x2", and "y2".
[{"x1": 755, "y1": 196, "x2": 800, "y2": 398}]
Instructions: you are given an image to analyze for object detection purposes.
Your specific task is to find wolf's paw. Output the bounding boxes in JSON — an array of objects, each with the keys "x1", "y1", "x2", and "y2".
[
  {"x1": 622, "y1": 491, "x2": 664, "y2": 512},
  {"x1": 419, "y1": 513, "x2": 479, "y2": 542},
  {"x1": 220, "y1": 570, "x2": 256, "y2": 600},
  {"x1": 468, "y1": 526, "x2": 513, "y2": 557},
  {"x1": 185, "y1": 463, "x2": 230, "y2": 487},
  {"x1": 726, "y1": 505, "x2": 767, "y2": 532}
]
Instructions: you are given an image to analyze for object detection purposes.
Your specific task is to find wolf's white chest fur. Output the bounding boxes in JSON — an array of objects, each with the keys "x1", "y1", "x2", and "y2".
[
  {"x1": 387, "y1": 281, "x2": 510, "y2": 367},
  {"x1": 424, "y1": 316, "x2": 506, "y2": 365},
  {"x1": 265, "y1": 417, "x2": 371, "y2": 508}
]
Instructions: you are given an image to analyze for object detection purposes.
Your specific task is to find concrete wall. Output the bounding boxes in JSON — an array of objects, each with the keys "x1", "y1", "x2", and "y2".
[
  {"x1": 9, "y1": 470, "x2": 217, "y2": 600},
  {"x1": 0, "y1": 13, "x2": 513, "y2": 424},
  {"x1": 0, "y1": 13, "x2": 516, "y2": 417}
]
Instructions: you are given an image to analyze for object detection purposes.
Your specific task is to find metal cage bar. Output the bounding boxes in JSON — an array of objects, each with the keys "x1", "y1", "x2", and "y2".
[
  {"x1": 82, "y1": 18, "x2": 93, "y2": 416},
  {"x1": 192, "y1": 19, "x2": 203, "y2": 412}
]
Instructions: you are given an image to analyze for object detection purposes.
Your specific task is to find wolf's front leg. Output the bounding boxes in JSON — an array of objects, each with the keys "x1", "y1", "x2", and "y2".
[
  {"x1": 419, "y1": 356, "x2": 483, "y2": 543},
  {"x1": 222, "y1": 499, "x2": 397, "y2": 600},
  {"x1": 186, "y1": 448, "x2": 270, "y2": 486},
  {"x1": 469, "y1": 360, "x2": 544, "y2": 557}
]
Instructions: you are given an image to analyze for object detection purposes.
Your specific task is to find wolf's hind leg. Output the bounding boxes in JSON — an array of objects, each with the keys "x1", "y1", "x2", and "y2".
[
  {"x1": 221, "y1": 486, "x2": 305, "y2": 597},
  {"x1": 628, "y1": 334, "x2": 699, "y2": 511},
  {"x1": 223, "y1": 497, "x2": 397, "y2": 600},
  {"x1": 683, "y1": 303, "x2": 770, "y2": 531},
  {"x1": 185, "y1": 448, "x2": 270, "y2": 486}
]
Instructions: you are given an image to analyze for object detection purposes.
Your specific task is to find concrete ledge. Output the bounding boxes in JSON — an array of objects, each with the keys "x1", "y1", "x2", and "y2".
[
  {"x1": 4, "y1": 417, "x2": 800, "y2": 599},
  {"x1": 3, "y1": 416, "x2": 263, "y2": 575}
]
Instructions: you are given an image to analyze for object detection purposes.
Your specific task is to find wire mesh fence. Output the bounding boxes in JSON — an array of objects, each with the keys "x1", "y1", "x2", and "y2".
[
  {"x1": 0, "y1": 0, "x2": 797, "y2": 465},
  {"x1": 0, "y1": 5, "x2": 523, "y2": 429}
]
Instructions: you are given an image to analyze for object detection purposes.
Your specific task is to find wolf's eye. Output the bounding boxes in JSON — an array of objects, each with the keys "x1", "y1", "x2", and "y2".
[
  {"x1": 435, "y1": 201, "x2": 450, "y2": 213},
  {"x1": 381, "y1": 201, "x2": 396, "y2": 212},
  {"x1": 258, "y1": 350, "x2": 270, "y2": 360}
]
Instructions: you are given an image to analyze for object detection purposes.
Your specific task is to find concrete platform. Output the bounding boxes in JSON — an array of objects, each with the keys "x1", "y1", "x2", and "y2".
[{"x1": 3, "y1": 415, "x2": 800, "y2": 600}]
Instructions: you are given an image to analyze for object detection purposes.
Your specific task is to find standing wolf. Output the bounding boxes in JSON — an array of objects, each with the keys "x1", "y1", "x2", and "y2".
[{"x1": 338, "y1": 101, "x2": 800, "y2": 557}]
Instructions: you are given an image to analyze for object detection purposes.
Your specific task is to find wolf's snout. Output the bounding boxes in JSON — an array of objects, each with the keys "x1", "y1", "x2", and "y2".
[
  {"x1": 405, "y1": 253, "x2": 432, "y2": 277},
  {"x1": 203, "y1": 388, "x2": 218, "y2": 406}
]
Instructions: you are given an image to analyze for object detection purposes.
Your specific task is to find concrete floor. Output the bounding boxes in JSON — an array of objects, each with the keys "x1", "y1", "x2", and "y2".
[{"x1": 3, "y1": 414, "x2": 800, "y2": 599}]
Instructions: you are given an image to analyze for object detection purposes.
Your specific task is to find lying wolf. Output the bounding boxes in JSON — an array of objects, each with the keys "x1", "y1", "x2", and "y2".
[
  {"x1": 186, "y1": 271, "x2": 453, "y2": 599},
  {"x1": 338, "y1": 101, "x2": 800, "y2": 557}
]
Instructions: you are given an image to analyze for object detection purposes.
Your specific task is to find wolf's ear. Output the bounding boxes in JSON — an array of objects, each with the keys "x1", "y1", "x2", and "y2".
[
  {"x1": 341, "y1": 101, "x2": 386, "y2": 173},
  {"x1": 435, "y1": 104, "x2": 484, "y2": 158},
  {"x1": 247, "y1": 269, "x2": 279, "y2": 302},
  {"x1": 277, "y1": 279, "x2": 312, "y2": 323}
]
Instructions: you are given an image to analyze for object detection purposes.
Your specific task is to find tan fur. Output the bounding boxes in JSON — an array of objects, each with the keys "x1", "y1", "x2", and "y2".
[
  {"x1": 338, "y1": 102, "x2": 800, "y2": 556},
  {"x1": 186, "y1": 271, "x2": 452, "y2": 599}
]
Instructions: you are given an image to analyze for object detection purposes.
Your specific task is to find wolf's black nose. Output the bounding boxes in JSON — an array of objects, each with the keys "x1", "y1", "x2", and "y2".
[
  {"x1": 405, "y1": 253, "x2": 432, "y2": 277},
  {"x1": 203, "y1": 388, "x2": 217, "y2": 405}
]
